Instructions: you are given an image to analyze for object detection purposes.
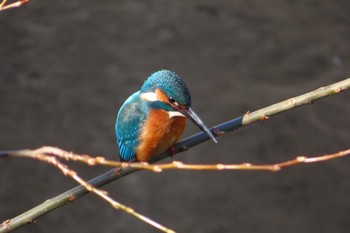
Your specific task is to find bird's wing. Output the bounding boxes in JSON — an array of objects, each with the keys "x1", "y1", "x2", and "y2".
[{"x1": 115, "y1": 91, "x2": 148, "y2": 161}]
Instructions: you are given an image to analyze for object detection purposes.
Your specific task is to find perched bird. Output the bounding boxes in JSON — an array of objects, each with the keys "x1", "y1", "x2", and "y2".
[{"x1": 115, "y1": 70, "x2": 217, "y2": 162}]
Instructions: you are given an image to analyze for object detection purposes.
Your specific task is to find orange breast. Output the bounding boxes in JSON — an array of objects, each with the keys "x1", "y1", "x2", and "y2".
[{"x1": 136, "y1": 109, "x2": 186, "y2": 162}]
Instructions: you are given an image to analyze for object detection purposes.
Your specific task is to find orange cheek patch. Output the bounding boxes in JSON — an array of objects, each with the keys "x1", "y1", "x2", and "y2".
[
  {"x1": 155, "y1": 88, "x2": 170, "y2": 103},
  {"x1": 155, "y1": 88, "x2": 186, "y2": 109}
]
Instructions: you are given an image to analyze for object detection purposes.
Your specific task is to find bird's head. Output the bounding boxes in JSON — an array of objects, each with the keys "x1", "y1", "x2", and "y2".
[{"x1": 140, "y1": 70, "x2": 217, "y2": 143}]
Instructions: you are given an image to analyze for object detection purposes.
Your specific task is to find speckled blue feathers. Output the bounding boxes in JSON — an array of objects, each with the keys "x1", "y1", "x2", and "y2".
[
  {"x1": 116, "y1": 91, "x2": 147, "y2": 161},
  {"x1": 141, "y1": 70, "x2": 192, "y2": 107}
]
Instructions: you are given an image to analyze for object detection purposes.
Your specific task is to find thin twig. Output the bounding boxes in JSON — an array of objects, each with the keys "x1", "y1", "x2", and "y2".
[
  {"x1": 0, "y1": 0, "x2": 28, "y2": 11},
  {"x1": 0, "y1": 77, "x2": 349, "y2": 232},
  {"x1": 131, "y1": 149, "x2": 350, "y2": 171},
  {"x1": 0, "y1": 152, "x2": 175, "y2": 233},
  {"x1": 4, "y1": 146, "x2": 350, "y2": 172}
]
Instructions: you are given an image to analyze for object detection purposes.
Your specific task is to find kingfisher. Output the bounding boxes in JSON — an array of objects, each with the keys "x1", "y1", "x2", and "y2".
[{"x1": 115, "y1": 70, "x2": 217, "y2": 162}]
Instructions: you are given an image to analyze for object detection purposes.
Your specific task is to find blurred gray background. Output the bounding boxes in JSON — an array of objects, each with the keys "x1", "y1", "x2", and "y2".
[{"x1": 0, "y1": 1, "x2": 350, "y2": 232}]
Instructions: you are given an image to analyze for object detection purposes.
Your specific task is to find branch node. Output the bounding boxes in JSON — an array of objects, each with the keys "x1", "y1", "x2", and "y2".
[
  {"x1": 288, "y1": 98, "x2": 297, "y2": 107},
  {"x1": 67, "y1": 194, "x2": 77, "y2": 202},
  {"x1": 272, "y1": 165, "x2": 281, "y2": 171},
  {"x1": 1, "y1": 219, "x2": 10, "y2": 229},
  {"x1": 213, "y1": 127, "x2": 223, "y2": 136},
  {"x1": 259, "y1": 115, "x2": 269, "y2": 121},
  {"x1": 334, "y1": 87, "x2": 341, "y2": 93},
  {"x1": 153, "y1": 166, "x2": 163, "y2": 172},
  {"x1": 172, "y1": 161, "x2": 184, "y2": 168}
]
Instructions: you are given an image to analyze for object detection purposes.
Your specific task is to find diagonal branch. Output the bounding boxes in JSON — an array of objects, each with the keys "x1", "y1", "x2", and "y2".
[
  {"x1": 0, "y1": 77, "x2": 349, "y2": 232},
  {"x1": 0, "y1": 151, "x2": 175, "y2": 233},
  {"x1": 0, "y1": 0, "x2": 28, "y2": 11}
]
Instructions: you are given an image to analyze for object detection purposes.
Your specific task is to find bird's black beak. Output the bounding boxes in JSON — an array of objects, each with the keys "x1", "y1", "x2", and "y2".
[{"x1": 179, "y1": 107, "x2": 218, "y2": 143}]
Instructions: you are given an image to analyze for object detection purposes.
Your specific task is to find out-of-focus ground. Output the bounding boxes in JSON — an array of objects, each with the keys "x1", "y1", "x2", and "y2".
[{"x1": 0, "y1": 1, "x2": 350, "y2": 232}]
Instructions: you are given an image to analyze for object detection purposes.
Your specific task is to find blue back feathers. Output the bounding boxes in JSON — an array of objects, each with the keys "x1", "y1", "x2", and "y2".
[{"x1": 116, "y1": 91, "x2": 147, "y2": 161}]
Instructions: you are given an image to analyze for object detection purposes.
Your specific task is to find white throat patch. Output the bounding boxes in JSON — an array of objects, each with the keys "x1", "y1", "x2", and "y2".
[
  {"x1": 140, "y1": 92, "x2": 158, "y2": 101},
  {"x1": 168, "y1": 111, "x2": 185, "y2": 118}
]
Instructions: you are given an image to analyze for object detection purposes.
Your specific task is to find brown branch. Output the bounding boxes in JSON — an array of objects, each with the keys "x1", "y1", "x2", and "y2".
[
  {"x1": 0, "y1": 0, "x2": 28, "y2": 11},
  {"x1": 147, "y1": 149, "x2": 350, "y2": 171},
  {"x1": 0, "y1": 150, "x2": 175, "y2": 233},
  {"x1": 3, "y1": 146, "x2": 350, "y2": 172}
]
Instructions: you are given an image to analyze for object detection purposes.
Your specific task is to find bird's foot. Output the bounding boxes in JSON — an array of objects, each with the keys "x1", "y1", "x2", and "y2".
[{"x1": 168, "y1": 146, "x2": 176, "y2": 158}]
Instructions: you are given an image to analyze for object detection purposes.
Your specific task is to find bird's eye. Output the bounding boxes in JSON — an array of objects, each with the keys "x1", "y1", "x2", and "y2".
[{"x1": 168, "y1": 96, "x2": 175, "y2": 103}]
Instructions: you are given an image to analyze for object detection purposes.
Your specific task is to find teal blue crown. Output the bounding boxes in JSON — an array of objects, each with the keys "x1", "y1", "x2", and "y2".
[{"x1": 141, "y1": 70, "x2": 192, "y2": 107}]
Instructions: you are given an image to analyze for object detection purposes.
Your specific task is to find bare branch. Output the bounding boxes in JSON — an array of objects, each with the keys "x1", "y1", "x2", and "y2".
[
  {"x1": 0, "y1": 77, "x2": 349, "y2": 232},
  {"x1": 4, "y1": 146, "x2": 350, "y2": 172},
  {"x1": 0, "y1": 0, "x2": 28, "y2": 11},
  {"x1": 0, "y1": 151, "x2": 175, "y2": 233},
  {"x1": 241, "y1": 79, "x2": 349, "y2": 125}
]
